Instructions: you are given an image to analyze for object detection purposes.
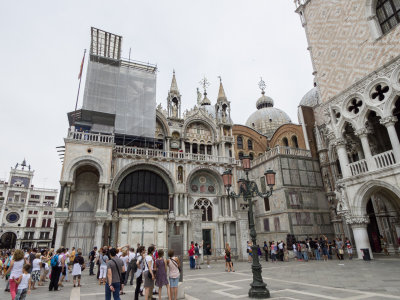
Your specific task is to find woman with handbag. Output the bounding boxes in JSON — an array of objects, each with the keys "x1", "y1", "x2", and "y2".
[
  {"x1": 144, "y1": 246, "x2": 156, "y2": 300},
  {"x1": 167, "y1": 249, "x2": 180, "y2": 300},
  {"x1": 72, "y1": 251, "x2": 84, "y2": 287},
  {"x1": 155, "y1": 249, "x2": 170, "y2": 300}
]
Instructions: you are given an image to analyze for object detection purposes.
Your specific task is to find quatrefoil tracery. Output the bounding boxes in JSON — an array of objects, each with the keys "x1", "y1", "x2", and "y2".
[
  {"x1": 371, "y1": 84, "x2": 389, "y2": 101},
  {"x1": 348, "y1": 98, "x2": 363, "y2": 115}
]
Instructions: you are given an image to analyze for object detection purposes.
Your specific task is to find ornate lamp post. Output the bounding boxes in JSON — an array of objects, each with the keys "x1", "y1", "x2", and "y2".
[{"x1": 222, "y1": 155, "x2": 275, "y2": 299}]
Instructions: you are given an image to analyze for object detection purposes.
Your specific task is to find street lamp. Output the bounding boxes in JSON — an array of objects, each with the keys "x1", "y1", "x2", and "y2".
[{"x1": 222, "y1": 155, "x2": 275, "y2": 299}]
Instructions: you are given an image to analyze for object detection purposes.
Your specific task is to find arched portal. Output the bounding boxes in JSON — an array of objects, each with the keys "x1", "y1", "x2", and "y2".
[
  {"x1": 117, "y1": 170, "x2": 169, "y2": 210},
  {"x1": 0, "y1": 232, "x2": 17, "y2": 249}
]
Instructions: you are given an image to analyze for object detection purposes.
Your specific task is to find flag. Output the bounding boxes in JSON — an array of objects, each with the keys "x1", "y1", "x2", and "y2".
[{"x1": 78, "y1": 50, "x2": 86, "y2": 80}]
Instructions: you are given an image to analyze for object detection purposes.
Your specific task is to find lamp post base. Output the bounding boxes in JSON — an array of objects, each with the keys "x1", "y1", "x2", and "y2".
[{"x1": 248, "y1": 282, "x2": 270, "y2": 299}]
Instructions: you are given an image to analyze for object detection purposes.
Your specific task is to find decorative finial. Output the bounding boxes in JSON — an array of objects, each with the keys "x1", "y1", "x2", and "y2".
[
  {"x1": 218, "y1": 76, "x2": 222, "y2": 83},
  {"x1": 199, "y1": 76, "x2": 210, "y2": 94},
  {"x1": 173, "y1": 69, "x2": 175, "y2": 75},
  {"x1": 258, "y1": 77, "x2": 266, "y2": 94}
]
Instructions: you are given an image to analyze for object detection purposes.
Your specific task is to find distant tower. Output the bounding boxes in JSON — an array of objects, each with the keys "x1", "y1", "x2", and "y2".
[
  {"x1": 215, "y1": 76, "x2": 231, "y2": 124},
  {"x1": 167, "y1": 70, "x2": 181, "y2": 119}
]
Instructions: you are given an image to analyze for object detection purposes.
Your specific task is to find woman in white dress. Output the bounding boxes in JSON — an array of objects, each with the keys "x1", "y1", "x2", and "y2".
[{"x1": 71, "y1": 251, "x2": 84, "y2": 288}]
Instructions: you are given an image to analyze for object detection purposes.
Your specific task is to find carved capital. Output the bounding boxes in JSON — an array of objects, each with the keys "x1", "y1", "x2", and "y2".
[
  {"x1": 380, "y1": 116, "x2": 398, "y2": 127},
  {"x1": 355, "y1": 128, "x2": 370, "y2": 137},
  {"x1": 345, "y1": 214, "x2": 370, "y2": 225},
  {"x1": 333, "y1": 138, "x2": 346, "y2": 147}
]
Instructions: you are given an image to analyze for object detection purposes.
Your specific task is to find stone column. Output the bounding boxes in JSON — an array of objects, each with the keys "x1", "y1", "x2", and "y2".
[
  {"x1": 64, "y1": 184, "x2": 72, "y2": 209},
  {"x1": 334, "y1": 139, "x2": 351, "y2": 177},
  {"x1": 234, "y1": 210, "x2": 250, "y2": 260},
  {"x1": 184, "y1": 194, "x2": 188, "y2": 216},
  {"x1": 225, "y1": 222, "x2": 231, "y2": 246},
  {"x1": 54, "y1": 219, "x2": 66, "y2": 249},
  {"x1": 174, "y1": 194, "x2": 179, "y2": 216},
  {"x1": 107, "y1": 190, "x2": 113, "y2": 213},
  {"x1": 183, "y1": 222, "x2": 188, "y2": 253},
  {"x1": 355, "y1": 129, "x2": 375, "y2": 170},
  {"x1": 381, "y1": 116, "x2": 400, "y2": 163},
  {"x1": 219, "y1": 222, "x2": 224, "y2": 250},
  {"x1": 119, "y1": 218, "x2": 128, "y2": 246},
  {"x1": 230, "y1": 198, "x2": 233, "y2": 217},
  {"x1": 224, "y1": 197, "x2": 229, "y2": 217},
  {"x1": 189, "y1": 209, "x2": 202, "y2": 244},
  {"x1": 57, "y1": 184, "x2": 65, "y2": 208},
  {"x1": 348, "y1": 215, "x2": 373, "y2": 259},
  {"x1": 97, "y1": 185, "x2": 104, "y2": 212},
  {"x1": 221, "y1": 142, "x2": 226, "y2": 157},
  {"x1": 94, "y1": 219, "x2": 104, "y2": 248},
  {"x1": 189, "y1": 143, "x2": 193, "y2": 153},
  {"x1": 166, "y1": 138, "x2": 170, "y2": 151}
]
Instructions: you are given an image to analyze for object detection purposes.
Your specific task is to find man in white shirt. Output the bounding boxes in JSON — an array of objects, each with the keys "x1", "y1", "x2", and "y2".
[{"x1": 125, "y1": 248, "x2": 136, "y2": 285}]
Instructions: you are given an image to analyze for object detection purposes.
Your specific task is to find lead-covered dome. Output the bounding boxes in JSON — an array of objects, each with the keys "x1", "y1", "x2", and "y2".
[
  {"x1": 299, "y1": 87, "x2": 320, "y2": 107},
  {"x1": 246, "y1": 91, "x2": 291, "y2": 138}
]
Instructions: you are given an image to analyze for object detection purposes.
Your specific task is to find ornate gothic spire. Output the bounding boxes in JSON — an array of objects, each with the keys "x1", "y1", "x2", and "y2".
[
  {"x1": 217, "y1": 76, "x2": 227, "y2": 102},
  {"x1": 170, "y1": 69, "x2": 179, "y2": 93}
]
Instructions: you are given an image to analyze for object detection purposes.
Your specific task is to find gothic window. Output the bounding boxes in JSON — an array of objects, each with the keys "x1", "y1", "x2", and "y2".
[
  {"x1": 248, "y1": 139, "x2": 253, "y2": 150},
  {"x1": 263, "y1": 218, "x2": 270, "y2": 232},
  {"x1": 26, "y1": 218, "x2": 31, "y2": 227},
  {"x1": 207, "y1": 145, "x2": 212, "y2": 155},
  {"x1": 47, "y1": 219, "x2": 51, "y2": 227},
  {"x1": 42, "y1": 219, "x2": 46, "y2": 228},
  {"x1": 249, "y1": 153, "x2": 254, "y2": 160},
  {"x1": 194, "y1": 199, "x2": 213, "y2": 221},
  {"x1": 264, "y1": 197, "x2": 270, "y2": 211},
  {"x1": 371, "y1": 84, "x2": 390, "y2": 101},
  {"x1": 376, "y1": 0, "x2": 400, "y2": 34},
  {"x1": 348, "y1": 98, "x2": 363, "y2": 114},
  {"x1": 200, "y1": 144, "x2": 205, "y2": 154},
  {"x1": 274, "y1": 217, "x2": 281, "y2": 231},
  {"x1": 282, "y1": 137, "x2": 289, "y2": 147},
  {"x1": 237, "y1": 136, "x2": 243, "y2": 149},
  {"x1": 292, "y1": 136, "x2": 299, "y2": 148},
  {"x1": 31, "y1": 219, "x2": 36, "y2": 228}
]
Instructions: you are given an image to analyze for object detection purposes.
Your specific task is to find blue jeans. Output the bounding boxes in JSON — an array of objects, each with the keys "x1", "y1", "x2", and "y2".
[
  {"x1": 189, "y1": 256, "x2": 195, "y2": 269},
  {"x1": 314, "y1": 249, "x2": 321, "y2": 260},
  {"x1": 105, "y1": 282, "x2": 121, "y2": 300},
  {"x1": 302, "y1": 251, "x2": 308, "y2": 261}
]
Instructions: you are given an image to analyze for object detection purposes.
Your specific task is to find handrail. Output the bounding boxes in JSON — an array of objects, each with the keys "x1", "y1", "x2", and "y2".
[
  {"x1": 67, "y1": 131, "x2": 114, "y2": 144},
  {"x1": 252, "y1": 146, "x2": 312, "y2": 167}
]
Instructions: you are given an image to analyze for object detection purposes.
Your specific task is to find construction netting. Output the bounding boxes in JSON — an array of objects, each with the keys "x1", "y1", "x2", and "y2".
[{"x1": 82, "y1": 60, "x2": 156, "y2": 138}]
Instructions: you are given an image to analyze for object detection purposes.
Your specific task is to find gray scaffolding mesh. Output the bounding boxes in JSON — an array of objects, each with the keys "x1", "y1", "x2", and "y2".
[{"x1": 82, "y1": 60, "x2": 156, "y2": 138}]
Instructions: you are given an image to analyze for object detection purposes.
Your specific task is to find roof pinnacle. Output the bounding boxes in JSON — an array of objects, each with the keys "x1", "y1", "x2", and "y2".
[
  {"x1": 217, "y1": 76, "x2": 227, "y2": 102},
  {"x1": 170, "y1": 70, "x2": 179, "y2": 93}
]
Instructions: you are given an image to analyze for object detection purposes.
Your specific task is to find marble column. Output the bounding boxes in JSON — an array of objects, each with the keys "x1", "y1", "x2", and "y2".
[
  {"x1": 381, "y1": 116, "x2": 400, "y2": 163},
  {"x1": 174, "y1": 194, "x2": 179, "y2": 216},
  {"x1": 184, "y1": 194, "x2": 188, "y2": 216},
  {"x1": 97, "y1": 185, "x2": 104, "y2": 212},
  {"x1": 349, "y1": 216, "x2": 373, "y2": 259},
  {"x1": 107, "y1": 190, "x2": 113, "y2": 213},
  {"x1": 230, "y1": 198, "x2": 233, "y2": 217},
  {"x1": 54, "y1": 220, "x2": 66, "y2": 249},
  {"x1": 64, "y1": 184, "x2": 72, "y2": 209},
  {"x1": 219, "y1": 222, "x2": 224, "y2": 249},
  {"x1": 103, "y1": 186, "x2": 109, "y2": 211},
  {"x1": 225, "y1": 222, "x2": 231, "y2": 246},
  {"x1": 190, "y1": 143, "x2": 193, "y2": 153},
  {"x1": 183, "y1": 222, "x2": 188, "y2": 253},
  {"x1": 120, "y1": 218, "x2": 128, "y2": 246},
  {"x1": 224, "y1": 197, "x2": 229, "y2": 217},
  {"x1": 356, "y1": 129, "x2": 375, "y2": 170},
  {"x1": 94, "y1": 220, "x2": 104, "y2": 248},
  {"x1": 335, "y1": 139, "x2": 351, "y2": 177}
]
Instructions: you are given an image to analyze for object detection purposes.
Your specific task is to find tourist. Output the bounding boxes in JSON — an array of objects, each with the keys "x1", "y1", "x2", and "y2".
[
  {"x1": 296, "y1": 242, "x2": 302, "y2": 261},
  {"x1": 125, "y1": 247, "x2": 136, "y2": 285},
  {"x1": 306, "y1": 239, "x2": 313, "y2": 260},
  {"x1": 204, "y1": 244, "x2": 212, "y2": 268},
  {"x1": 58, "y1": 248, "x2": 67, "y2": 287},
  {"x1": 247, "y1": 241, "x2": 252, "y2": 263},
  {"x1": 3, "y1": 251, "x2": 12, "y2": 292},
  {"x1": 320, "y1": 237, "x2": 328, "y2": 261},
  {"x1": 225, "y1": 243, "x2": 231, "y2": 271},
  {"x1": 72, "y1": 251, "x2": 84, "y2": 287},
  {"x1": 48, "y1": 249, "x2": 62, "y2": 291},
  {"x1": 134, "y1": 246, "x2": 146, "y2": 300},
  {"x1": 314, "y1": 238, "x2": 321, "y2": 261},
  {"x1": 167, "y1": 249, "x2": 180, "y2": 300},
  {"x1": 4, "y1": 249, "x2": 25, "y2": 299},
  {"x1": 336, "y1": 238, "x2": 344, "y2": 260},
  {"x1": 30, "y1": 253, "x2": 41, "y2": 290},
  {"x1": 39, "y1": 250, "x2": 50, "y2": 286},
  {"x1": 89, "y1": 246, "x2": 97, "y2": 276},
  {"x1": 301, "y1": 241, "x2": 308, "y2": 262},
  {"x1": 155, "y1": 249, "x2": 170, "y2": 300},
  {"x1": 69, "y1": 247, "x2": 76, "y2": 273},
  {"x1": 188, "y1": 242, "x2": 195, "y2": 270},
  {"x1": 105, "y1": 248, "x2": 125, "y2": 300},
  {"x1": 345, "y1": 237, "x2": 353, "y2": 260},
  {"x1": 14, "y1": 264, "x2": 31, "y2": 300},
  {"x1": 144, "y1": 245, "x2": 156, "y2": 300},
  {"x1": 270, "y1": 242, "x2": 277, "y2": 263},
  {"x1": 194, "y1": 243, "x2": 201, "y2": 269},
  {"x1": 120, "y1": 250, "x2": 129, "y2": 295},
  {"x1": 278, "y1": 241, "x2": 284, "y2": 261},
  {"x1": 283, "y1": 245, "x2": 289, "y2": 262},
  {"x1": 263, "y1": 241, "x2": 269, "y2": 262},
  {"x1": 292, "y1": 242, "x2": 297, "y2": 260},
  {"x1": 225, "y1": 249, "x2": 235, "y2": 272},
  {"x1": 98, "y1": 247, "x2": 109, "y2": 285}
]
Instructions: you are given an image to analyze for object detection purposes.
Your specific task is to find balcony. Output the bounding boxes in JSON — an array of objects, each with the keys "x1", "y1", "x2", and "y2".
[
  {"x1": 348, "y1": 150, "x2": 397, "y2": 176},
  {"x1": 252, "y1": 146, "x2": 312, "y2": 167},
  {"x1": 67, "y1": 131, "x2": 114, "y2": 144},
  {"x1": 114, "y1": 146, "x2": 238, "y2": 165}
]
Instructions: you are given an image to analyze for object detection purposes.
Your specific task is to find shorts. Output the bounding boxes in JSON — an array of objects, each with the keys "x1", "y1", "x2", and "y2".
[
  {"x1": 143, "y1": 271, "x2": 154, "y2": 288},
  {"x1": 61, "y1": 268, "x2": 67, "y2": 276},
  {"x1": 31, "y1": 270, "x2": 40, "y2": 282},
  {"x1": 169, "y1": 277, "x2": 179, "y2": 287},
  {"x1": 99, "y1": 265, "x2": 107, "y2": 279},
  {"x1": 322, "y1": 248, "x2": 328, "y2": 256},
  {"x1": 73, "y1": 275, "x2": 81, "y2": 280},
  {"x1": 347, "y1": 248, "x2": 353, "y2": 254}
]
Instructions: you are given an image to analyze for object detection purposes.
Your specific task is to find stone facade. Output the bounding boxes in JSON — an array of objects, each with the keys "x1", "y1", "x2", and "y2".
[
  {"x1": 232, "y1": 125, "x2": 268, "y2": 160},
  {"x1": 0, "y1": 161, "x2": 57, "y2": 249},
  {"x1": 296, "y1": 0, "x2": 400, "y2": 258}
]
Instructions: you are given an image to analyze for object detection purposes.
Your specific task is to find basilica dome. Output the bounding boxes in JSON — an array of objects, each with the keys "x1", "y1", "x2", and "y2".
[
  {"x1": 299, "y1": 86, "x2": 320, "y2": 108},
  {"x1": 245, "y1": 91, "x2": 291, "y2": 138}
]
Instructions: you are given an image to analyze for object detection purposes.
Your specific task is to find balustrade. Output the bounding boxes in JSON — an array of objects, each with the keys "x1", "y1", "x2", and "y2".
[
  {"x1": 373, "y1": 150, "x2": 396, "y2": 169},
  {"x1": 67, "y1": 131, "x2": 114, "y2": 143},
  {"x1": 349, "y1": 159, "x2": 368, "y2": 176},
  {"x1": 252, "y1": 146, "x2": 312, "y2": 167}
]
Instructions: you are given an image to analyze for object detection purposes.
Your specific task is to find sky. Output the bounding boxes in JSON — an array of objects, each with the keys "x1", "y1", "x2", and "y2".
[{"x1": 0, "y1": 0, "x2": 313, "y2": 190}]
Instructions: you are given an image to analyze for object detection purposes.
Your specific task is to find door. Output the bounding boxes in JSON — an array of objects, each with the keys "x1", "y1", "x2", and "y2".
[{"x1": 202, "y1": 229, "x2": 211, "y2": 248}]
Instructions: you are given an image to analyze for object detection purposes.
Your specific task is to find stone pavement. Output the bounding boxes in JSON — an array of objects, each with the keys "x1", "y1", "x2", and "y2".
[{"x1": 1, "y1": 256, "x2": 400, "y2": 300}]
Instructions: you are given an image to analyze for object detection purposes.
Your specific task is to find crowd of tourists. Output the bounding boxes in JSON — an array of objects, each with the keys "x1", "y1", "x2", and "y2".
[
  {"x1": 1, "y1": 244, "x2": 181, "y2": 300},
  {"x1": 246, "y1": 235, "x2": 355, "y2": 263}
]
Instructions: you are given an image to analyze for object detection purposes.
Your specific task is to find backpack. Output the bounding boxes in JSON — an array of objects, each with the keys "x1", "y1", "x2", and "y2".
[
  {"x1": 50, "y1": 254, "x2": 59, "y2": 267},
  {"x1": 129, "y1": 256, "x2": 138, "y2": 273}
]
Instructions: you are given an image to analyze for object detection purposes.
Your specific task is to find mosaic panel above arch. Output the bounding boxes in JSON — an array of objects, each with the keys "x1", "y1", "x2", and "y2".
[{"x1": 189, "y1": 172, "x2": 218, "y2": 194}]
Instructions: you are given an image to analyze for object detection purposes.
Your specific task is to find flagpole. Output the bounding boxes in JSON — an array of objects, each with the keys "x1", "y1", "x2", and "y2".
[{"x1": 73, "y1": 49, "x2": 86, "y2": 125}]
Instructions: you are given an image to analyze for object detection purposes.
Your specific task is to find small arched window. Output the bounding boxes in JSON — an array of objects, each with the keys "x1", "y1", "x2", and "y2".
[
  {"x1": 237, "y1": 136, "x2": 243, "y2": 149},
  {"x1": 249, "y1": 152, "x2": 254, "y2": 160},
  {"x1": 282, "y1": 137, "x2": 289, "y2": 147},
  {"x1": 292, "y1": 136, "x2": 299, "y2": 148},
  {"x1": 376, "y1": 0, "x2": 400, "y2": 34},
  {"x1": 194, "y1": 199, "x2": 213, "y2": 221},
  {"x1": 248, "y1": 139, "x2": 253, "y2": 150}
]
